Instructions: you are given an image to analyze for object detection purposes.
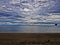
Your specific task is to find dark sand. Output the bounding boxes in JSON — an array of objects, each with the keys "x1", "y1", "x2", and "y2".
[{"x1": 0, "y1": 33, "x2": 60, "y2": 45}]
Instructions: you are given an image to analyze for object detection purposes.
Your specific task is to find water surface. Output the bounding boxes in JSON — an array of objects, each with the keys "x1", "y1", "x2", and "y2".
[{"x1": 0, "y1": 25, "x2": 60, "y2": 33}]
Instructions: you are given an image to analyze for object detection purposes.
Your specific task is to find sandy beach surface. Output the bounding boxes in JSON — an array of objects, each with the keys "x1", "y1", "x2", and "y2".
[{"x1": 0, "y1": 33, "x2": 60, "y2": 45}]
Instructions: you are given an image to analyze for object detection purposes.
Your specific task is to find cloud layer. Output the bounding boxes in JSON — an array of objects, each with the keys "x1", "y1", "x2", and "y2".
[{"x1": 0, "y1": 0, "x2": 60, "y2": 25}]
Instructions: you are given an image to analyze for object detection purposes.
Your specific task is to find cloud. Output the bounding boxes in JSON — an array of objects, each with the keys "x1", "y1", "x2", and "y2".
[{"x1": 0, "y1": 0, "x2": 59, "y2": 25}]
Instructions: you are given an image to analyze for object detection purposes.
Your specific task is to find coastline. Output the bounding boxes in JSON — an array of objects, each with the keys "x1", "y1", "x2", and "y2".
[{"x1": 0, "y1": 33, "x2": 60, "y2": 45}]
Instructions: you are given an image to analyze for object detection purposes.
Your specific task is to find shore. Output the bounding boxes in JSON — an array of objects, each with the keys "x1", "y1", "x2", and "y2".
[{"x1": 0, "y1": 33, "x2": 60, "y2": 45}]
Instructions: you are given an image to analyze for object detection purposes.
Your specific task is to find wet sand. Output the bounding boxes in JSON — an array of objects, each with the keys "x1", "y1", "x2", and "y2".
[{"x1": 0, "y1": 33, "x2": 60, "y2": 45}]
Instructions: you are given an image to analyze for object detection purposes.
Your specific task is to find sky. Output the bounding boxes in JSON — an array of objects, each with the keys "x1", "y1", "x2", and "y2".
[{"x1": 0, "y1": 0, "x2": 60, "y2": 25}]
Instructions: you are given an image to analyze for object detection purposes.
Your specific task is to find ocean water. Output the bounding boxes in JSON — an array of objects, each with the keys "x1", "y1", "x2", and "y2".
[{"x1": 0, "y1": 25, "x2": 60, "y2": 33}]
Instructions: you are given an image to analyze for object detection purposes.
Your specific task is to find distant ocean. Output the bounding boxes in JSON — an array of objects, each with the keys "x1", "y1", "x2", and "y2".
[{"x1": 0, "y1": 25, "x2": 60, "y2": 33}]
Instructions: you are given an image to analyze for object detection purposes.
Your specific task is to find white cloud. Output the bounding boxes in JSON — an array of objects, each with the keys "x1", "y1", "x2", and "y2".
[
  {"x1": 0, "y1": 0, "x2": 59, "y2": 25},
  {"x1": 10, "y1": 0, "x2": 20, "y2": 4}
]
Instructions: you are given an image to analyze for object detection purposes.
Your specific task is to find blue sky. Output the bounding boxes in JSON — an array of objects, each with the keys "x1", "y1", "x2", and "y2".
[{"x1": 0, "y1": 0, "x2": 60, "y2": 25}]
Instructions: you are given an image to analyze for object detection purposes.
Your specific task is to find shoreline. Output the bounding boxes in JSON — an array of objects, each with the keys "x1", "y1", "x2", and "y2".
[{"x1": 0, "y1": 33, "x2": 60, "y2": 45}]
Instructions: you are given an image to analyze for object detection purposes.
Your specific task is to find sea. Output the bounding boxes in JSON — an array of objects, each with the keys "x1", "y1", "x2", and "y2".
[{"x1": 0, "y1": 25, "x2": 60, "y2": 33}]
